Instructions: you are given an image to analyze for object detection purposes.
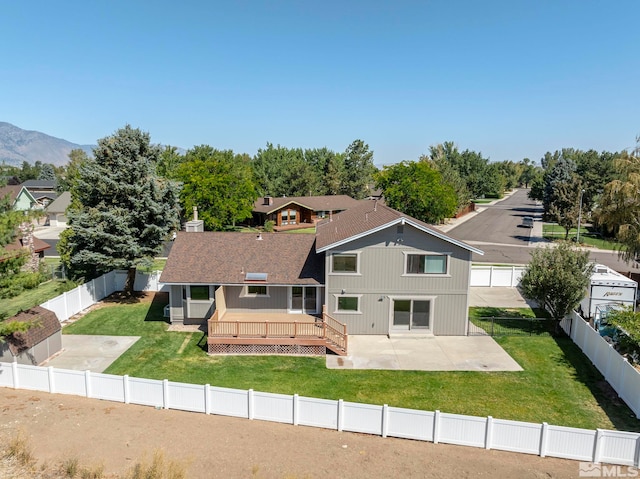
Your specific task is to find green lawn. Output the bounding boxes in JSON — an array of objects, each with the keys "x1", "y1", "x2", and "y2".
[
  {"x1": 0, "y1": 280, "x2": 77, "y2": 318},
  {"x1": 543, "y1": 224, "x2": 620, "y2": 250},
  {"x1": 283, "y1": 227, "x2": 316, "y2": 234},
  {"x1": 62, "y1": 298, "x2": 640, "y2": 432},
  {"x1": 472, "y1": 199, "x2": 494, "y2": 204}
]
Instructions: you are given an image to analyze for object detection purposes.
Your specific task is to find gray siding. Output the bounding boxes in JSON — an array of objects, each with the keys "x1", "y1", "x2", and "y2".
[
  {"x1": 225, "y1": 286, "x2": 289, "y2": 313},
  {"x1": 0, "y1": 332, "x2": 62, "y2": 365},
  {"x1": 169, "y1": 285, "x2": 184, "y2": 322},
  {"x1": 325, "y1": 224, "x2": 472, "y2": 335}
]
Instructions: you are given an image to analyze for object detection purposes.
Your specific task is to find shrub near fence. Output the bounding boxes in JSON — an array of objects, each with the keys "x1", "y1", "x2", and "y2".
[{"x1": 2, "y1": 362, "x2": 639, "y2": 467}]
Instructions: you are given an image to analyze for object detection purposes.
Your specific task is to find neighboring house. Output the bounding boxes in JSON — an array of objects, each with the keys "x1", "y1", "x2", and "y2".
[
  {"x1": 0, "y1": 307, "x2": 62, "y2": 365},
  {"x1": 161, "y1": 201, "x2": 483, "y2": 349},
  {"x1": 251, "y1": 195, "x2": 362, "y2": 230},
  {"x1": 4, "y1": 234, "x2": 50, "y2": 261},
  {"x1": 46, "y1": 191, "x2": 71, "y2": 227},
  {"x1": 0, "y1": 184, "x2": 37, "y2": 211},
  {"x1": 21, "y1": 180, "x2": 58, "y2": 207}
]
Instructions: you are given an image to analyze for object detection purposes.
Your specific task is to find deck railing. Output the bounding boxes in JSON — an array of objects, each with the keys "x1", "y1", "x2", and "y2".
[{"x1": 207, "y1": 308, "x2": 348, "y2": 353}]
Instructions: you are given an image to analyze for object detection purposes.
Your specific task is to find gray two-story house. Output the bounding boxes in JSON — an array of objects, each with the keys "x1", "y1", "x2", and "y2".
[
  {"x1": 160, "y1": 202, "x2": 483, "y2": 353},
  {"x1": 316, "y1": 201, "x2": 483, "y2": 335}
]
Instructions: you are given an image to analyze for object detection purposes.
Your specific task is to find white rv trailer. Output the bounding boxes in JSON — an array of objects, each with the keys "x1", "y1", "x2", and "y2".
[{"x1": 579, "y1": 264, "x2": 637, "y2": 320}]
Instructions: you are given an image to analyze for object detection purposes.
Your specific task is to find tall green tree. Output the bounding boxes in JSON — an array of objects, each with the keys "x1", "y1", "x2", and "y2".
[
  {"x1": 341, "y1": 139, "x2": 376, "y2": 199},
  {"x1": 56, "y1": 149, "x2": 89, "y2": 193},
  {"x1": 177, "y1": 146, "x2": 256, "y2": 230},
  {"x1": 424, "y1": 145, "x2": 470, "y2": 210},
  {"x1": 375, "y1": 161, "x2": 457, "y2": 223},
  {"x1": 37, "y1": 163, "x2": 56, "y2": 181},
  {"x1": 520, "y1": 242, "x2": 593, "y2": 324},
  {"x1": 596, "y1": 141, "x2": 640, "y2": 263},
  {"x1": 547, "y1": 177, "x2": 584, "y2": 240},
  {"x1": 542, "y1": 156, "x2": 577, "y2": 221},
  {"x1": 59, "y1": 125, "x2": 180, "y2": 294},
  {"x1": 155, "y1": 145, "x2": 184, "y2": 180}
]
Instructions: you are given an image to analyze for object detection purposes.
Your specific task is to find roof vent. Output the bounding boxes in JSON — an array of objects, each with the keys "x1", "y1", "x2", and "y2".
[{"x1": 256, "y1": 233, "x2": 263, "y2": 240}]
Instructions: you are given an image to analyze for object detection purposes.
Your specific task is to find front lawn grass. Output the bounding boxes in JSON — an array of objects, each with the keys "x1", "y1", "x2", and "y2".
[
  {"x1": 63, "y1": 298, "x2": 640, "y2": 432},
  {"x1": 543, "y1": 224, "x2": 620, "y2": 250}
]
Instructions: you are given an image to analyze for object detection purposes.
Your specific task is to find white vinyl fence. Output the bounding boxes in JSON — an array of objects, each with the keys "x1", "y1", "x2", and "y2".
[
  {"x1": 470, "y1": 265, "x2": 526, "y2": 287},
  {"x1": 561, "y1": 311, "x2": 640, "y2": 419},
  {"x1": 1, "y1": 362, "x2": 639, "y2": 467},
  {"x1": 40, "y1": 270, "x2": 166, "y2": 323}
]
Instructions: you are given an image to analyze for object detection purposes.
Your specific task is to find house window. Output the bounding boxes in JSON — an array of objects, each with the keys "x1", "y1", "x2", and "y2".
[
  {"x1": 190, "y1": 285, "x2": 210, "y2": 300},
  {"x1": 332, "y1": 253, "x2": 358, "y2": 273},
  {"x1": 337, "y1": 296, "x2": 359, "y2": 312},
  {"x1": 406, "y1": 254, "x2": 447, "y2": 274},
  {"x1": 317, "y1": 211, "x2": 326, "y2": 219},
  {"x1": 247, "y1": 285, "x2": 268, "y2": 296},
  {"x1": 281, "y1": 210, "x2": 288, "y2": 225},
  {"x1": 289, "y1": 209, "x2": 297, "y2": 224}
]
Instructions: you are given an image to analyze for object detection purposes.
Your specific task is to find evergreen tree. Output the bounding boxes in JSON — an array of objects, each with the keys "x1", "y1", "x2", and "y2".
[
  {"x1": 37, "y1": 163, "x2": 56, "y2": 181},
  {"x1": 342, "y1": 139, "x2": 376, "y2": 199},
  {"x1": 59, "y1": 125, "x2": 180, "y2": 294}
]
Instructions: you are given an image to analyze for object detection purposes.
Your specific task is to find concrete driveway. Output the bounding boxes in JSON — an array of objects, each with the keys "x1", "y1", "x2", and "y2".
[
  {"x1": 469, "y1": 286, "x2": 537, "y2": 309},
  {"x1": 42, "y1": 335, "x2": 140, "y2": 373}
]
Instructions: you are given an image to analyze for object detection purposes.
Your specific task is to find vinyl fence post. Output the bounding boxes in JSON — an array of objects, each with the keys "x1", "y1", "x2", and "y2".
[
  {"x1": 485, "y1": 416, "x2": 493, "y2": 450},
  {"x1": 433, "y1": 410, "x2": 440, "y2": 444},
  {"x1": 84, "y1": 370, "x2": 92, "y2": 398},
  {"x1": 337, "y1": 399, "x2": 344, "y2": 431},
  {"x1": 205, "y1": 384, "x2": 211, "y2": 415},
  {"x1": 293, "y1": 394, "x2": 299, "y2": 426},
  {"x1": 248, "y1": 389, "x2": 254, "y2": 420},
  {"x1": 382, "y1": 404, "x2": 389, "y2": 438},
  {"x1": 593, "y1": 429, "x2": 603, "y2": 463},
  {"x1": 163, "y1": 379, "x2": 169, "y2": 409},
  {"x1": 539, "y1": 422, "x2": 548, "y2": 458},
  {"x1": 47, "y1": 366, "x2": 55, "y2": 394},
  {"x1": 11, "y1": 361, "x2": 18, "y2": 389},
  {"x1": 123, "y1": 375, "x2": 130, "y2": 404}
]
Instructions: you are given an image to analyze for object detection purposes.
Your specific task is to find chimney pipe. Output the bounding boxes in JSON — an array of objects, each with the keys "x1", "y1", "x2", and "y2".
[{"x1": 193, "y1": 206, "x2": 198, "y2": 221}]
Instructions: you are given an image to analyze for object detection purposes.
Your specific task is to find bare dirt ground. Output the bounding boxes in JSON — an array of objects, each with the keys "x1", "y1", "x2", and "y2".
[{"x1": 0, "y1": 388, "x2": 584, "y2": 478}]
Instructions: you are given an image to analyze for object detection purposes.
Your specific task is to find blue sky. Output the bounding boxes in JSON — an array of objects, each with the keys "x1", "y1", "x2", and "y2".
[{"x1": 1, "y1": 1, "x2": 638, "y2": 166}]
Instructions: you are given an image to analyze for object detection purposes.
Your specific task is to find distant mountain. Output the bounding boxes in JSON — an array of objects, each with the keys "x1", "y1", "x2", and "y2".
[{"x1": 0, "y1": 122, "x2": 94, "y2": 167}]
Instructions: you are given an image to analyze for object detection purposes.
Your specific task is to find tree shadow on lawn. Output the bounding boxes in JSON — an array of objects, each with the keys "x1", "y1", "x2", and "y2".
[{"x1": 551, "y1": 333, "x2": 640, "y2": 432}]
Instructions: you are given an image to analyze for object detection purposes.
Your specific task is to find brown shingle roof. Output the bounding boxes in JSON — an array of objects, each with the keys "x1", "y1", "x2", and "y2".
[
  {"x1": 5, "y1": 236, "x2": 50, "y2": 254},
  {"x1": 315, "y1": 201, "x2": 484, "y2": 254},
  {"x1": 160, "y1": 232, "x2": 324, "y2": 285},
  {"x1": 253, "y1": 195, "x2": 361, "y2": 214},
  {"x1": 0, "y1": 185, "x2": 22, "y2": 204},
  {"x1": 7, "y1": 306, "x2": 61, "y2": 355}
]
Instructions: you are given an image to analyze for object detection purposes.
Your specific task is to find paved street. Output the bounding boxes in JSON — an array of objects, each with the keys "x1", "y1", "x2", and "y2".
[{"x1": 445, "y1": 189, "x2": 638, "y2": 273}]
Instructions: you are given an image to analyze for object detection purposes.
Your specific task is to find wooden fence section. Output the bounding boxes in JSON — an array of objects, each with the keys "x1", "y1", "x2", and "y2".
[{"x1": 1, "y1": 362, "x2": 638, "y2": 467}]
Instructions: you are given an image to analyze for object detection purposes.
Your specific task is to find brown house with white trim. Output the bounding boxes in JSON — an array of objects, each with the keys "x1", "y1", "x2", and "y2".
[{"x1": 251, "y1": 195, "x2": 361, "y2": 230}]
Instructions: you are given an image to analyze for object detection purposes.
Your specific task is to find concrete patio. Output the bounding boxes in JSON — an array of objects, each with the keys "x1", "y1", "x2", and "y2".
[{"x1": 326, "y1": 334, "x2": 522, "y2": 371}]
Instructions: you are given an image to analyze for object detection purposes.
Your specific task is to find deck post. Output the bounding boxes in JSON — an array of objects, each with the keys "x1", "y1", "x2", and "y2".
[
  {"x1": 265, "y1": 321, "x2": 269, "y2": 338},
  {"x1": 294, "y1": 321, "x2": 298, "y2": 337}
]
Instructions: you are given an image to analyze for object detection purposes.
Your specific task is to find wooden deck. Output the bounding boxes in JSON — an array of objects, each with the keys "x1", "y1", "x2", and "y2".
[{"x1": 207, "y1": 308, "x2": 347, "y2": 356}]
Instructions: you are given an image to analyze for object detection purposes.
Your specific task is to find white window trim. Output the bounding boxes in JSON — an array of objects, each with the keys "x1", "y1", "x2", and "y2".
[
  {"x1": 330, "y1": 251, "x2": 362, "y2": 275},
  {"x1": 333, "y1": 294, "x2": 363, "y2": 314},
  {"x1": 401, "y1": 251, "x2": 451, "y2": 277},
  {"x1": 243, "y1": 285, "x2": 270, "y2": 297}
]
